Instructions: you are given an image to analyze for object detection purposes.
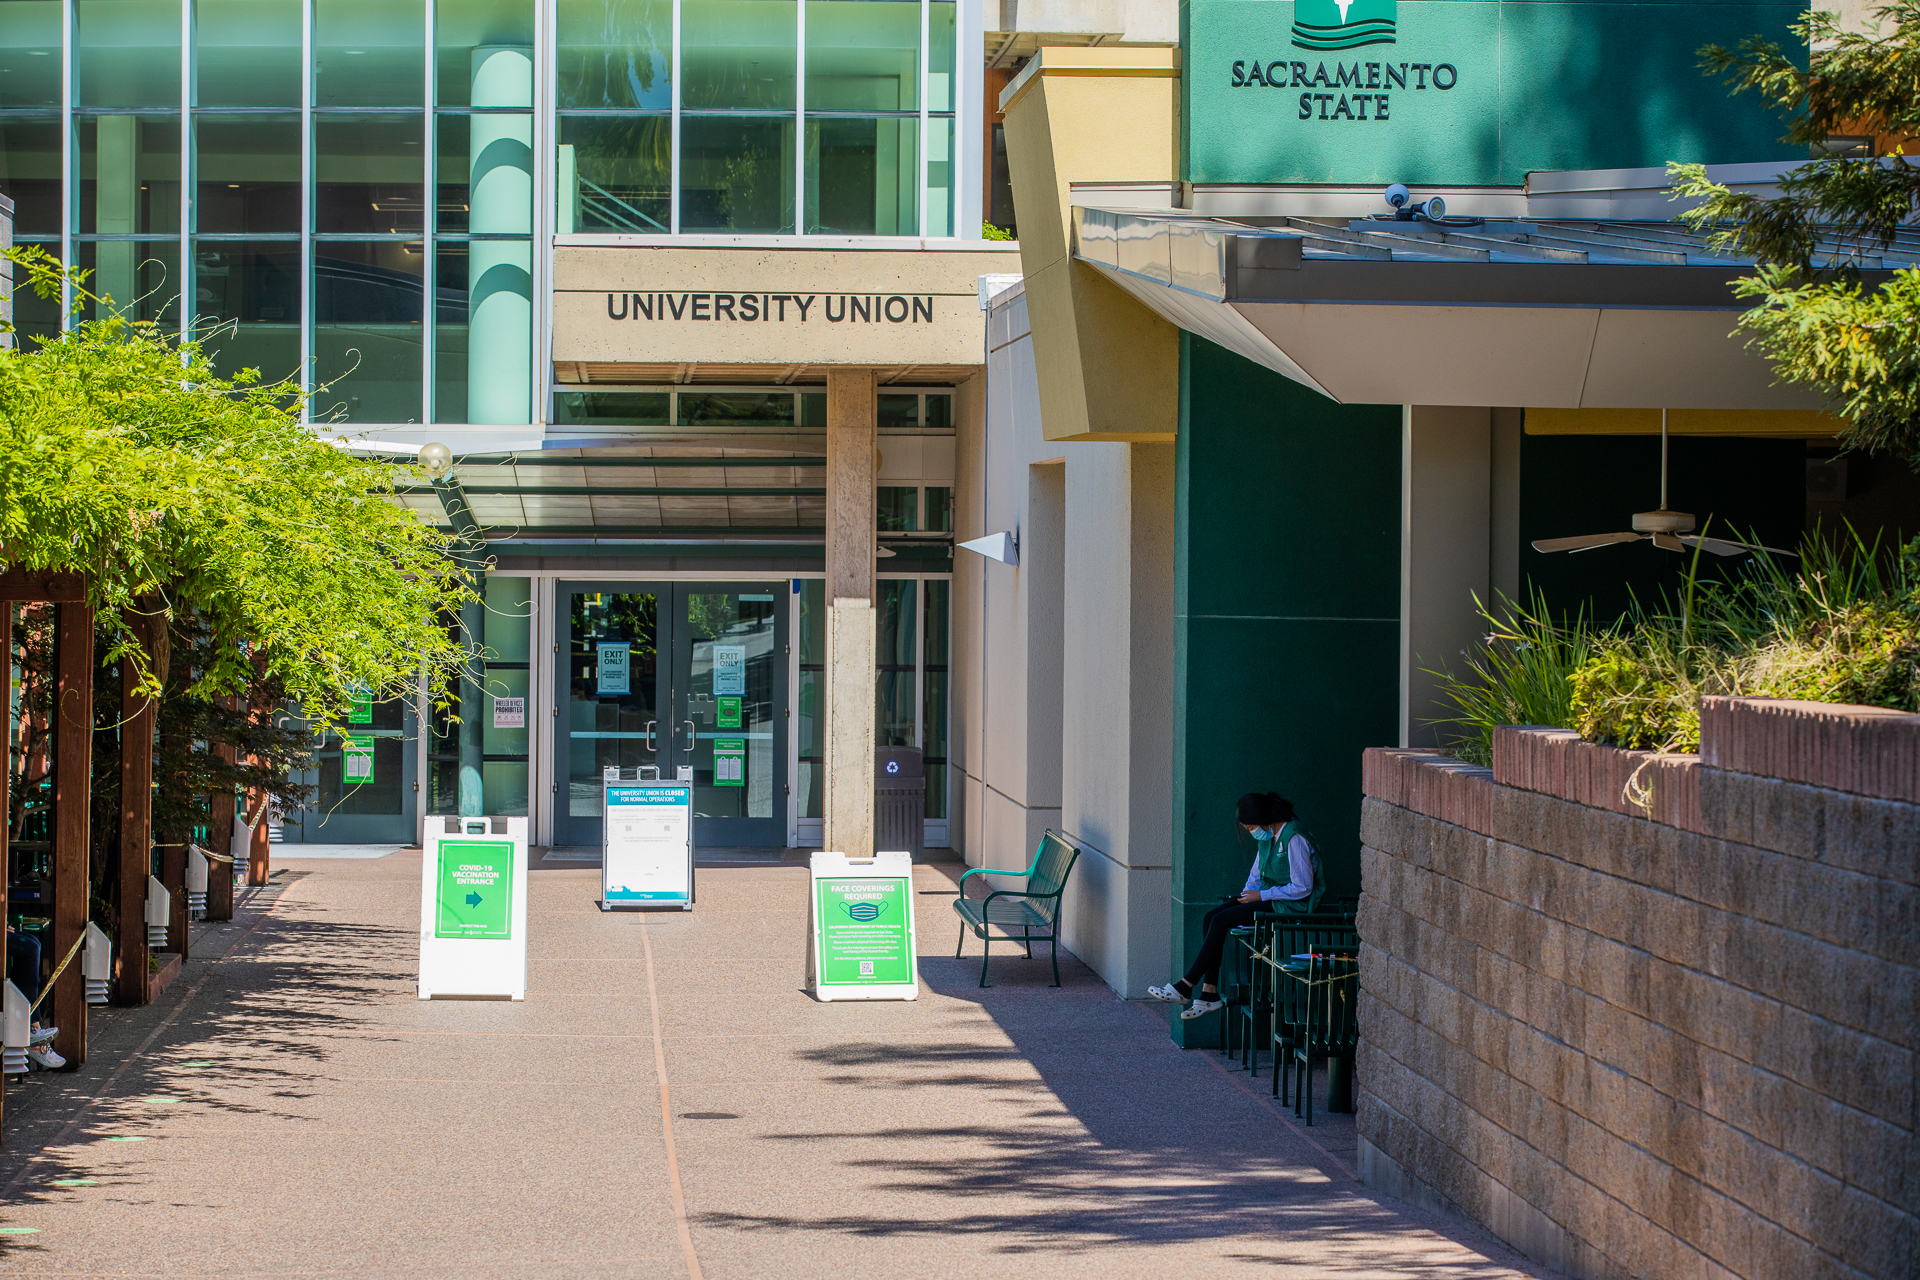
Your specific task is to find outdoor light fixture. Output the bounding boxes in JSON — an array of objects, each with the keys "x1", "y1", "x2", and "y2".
[
  {"x1": 418, "y1": 441, "x2": 455, "y2": 480},
  {"x1": 957, "y1": 530, "x2": 1019, "y2": 566}
]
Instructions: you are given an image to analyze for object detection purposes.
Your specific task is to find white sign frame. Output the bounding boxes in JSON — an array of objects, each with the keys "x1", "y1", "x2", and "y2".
[
  {"x1": 808, "y1": 851, "x2": 919, "y2": 1002},
  {"x1": 603, "y1": 773, "x2": 695, "y2": 910},
  {"x1": 419, "y1": 816, "x2": 529, "y2": 1000}
]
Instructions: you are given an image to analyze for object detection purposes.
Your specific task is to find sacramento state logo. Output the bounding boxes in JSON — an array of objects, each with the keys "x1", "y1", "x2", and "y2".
[{"x1": 1291, "y1": 0, "x2": 1395, "y2": 49}]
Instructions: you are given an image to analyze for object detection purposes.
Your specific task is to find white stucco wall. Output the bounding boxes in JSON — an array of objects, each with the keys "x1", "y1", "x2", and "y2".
[{"x1": 953, "y1": 277, "x2": 1175, "y2": 995}]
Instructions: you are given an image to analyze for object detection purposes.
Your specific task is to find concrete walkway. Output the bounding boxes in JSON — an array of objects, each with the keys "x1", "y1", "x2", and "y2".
[{"x1": 0, "y1": 851, "x2": 1559, "y2": 1278}]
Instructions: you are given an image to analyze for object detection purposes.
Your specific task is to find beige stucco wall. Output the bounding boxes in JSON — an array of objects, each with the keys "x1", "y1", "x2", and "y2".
[
  {"x1": 998, "y1": 47, "x2": 1181, "y2": 441},
  {"x1": 552, "y1": 245, "x2": 1020, "y2": 366}
]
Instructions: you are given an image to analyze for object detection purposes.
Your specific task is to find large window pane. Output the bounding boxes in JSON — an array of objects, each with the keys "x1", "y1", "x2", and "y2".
[
  {"x1": 929, "y1": 1, "x2": 955, "y2": 111},
  {"x1": 194, "y1": 114, "x2": 301, "y2": 233},
  {"x1": 8, "y1": 239, "x2": 62, "y2": 345},
  {"x1": 797, "y1": 577, "x2": 823, "y2": 819},
  {"x1": 0, "y1": 2, "x2": 62, "y2": 108},
  {"x1": 316, "y1": 114, "x2": 425, "y2": 234},
  {"x1": 804, "y1": 116, "x2": 916, "y2": 235},
  {"x1": 0, "y1": 118, "x2": 60, "y2": 234},
  {"x1": 437, "y1": 112, "x2": 533, "y2": 236},
  {"x1": 193, "y1": 241, "x2": 301, "y2": 384},
  {"x1": 681, "y1": 0, "x2": 795, "y2": 110},
  {"x1": 434, "y1": 238, "x2": 533, "y2": 424},
  {"x1": 314, "y1": 242, "x2": 424, "y2": 423},
  {"x1": 923, "y1": 578, "x2": 948, "y2": 818},
  {"x1": 76, "y1": 238, "x2": 180, "y2": 325},
  {"x1": 557, "y1": 115, "x2": 669, "y2": 233},
  {"x1": 195, "y1": 0, "x2": 302, "y2": 107},
  {"x1": 552, "y1": 391, "x2": 670, "y2": 427},
  {"x1": 78, "y1": 0, "x2": 180, "y2": 108},
  {"x1": 76, "y1": 114, "x2": 181, "y2": 235},
  {"x1": 681, "y1": 116, "x2": 793, "y2": 233},
  {"x1": 557, "y1": 0, "x2": 669, "y2": 109},
  {"x1": 315, "y1": 0, "x2": 425, "y2": 108},
  {"x1": 678, "y1": 391, "x2": 794, "y2": 426},
  {"x1": 437, "y1": 0, "x2": 535, "y2": 106},
  {"x1": 875, "y1": 579, "x2": 915, "y2": 747},
  {"x1": 805, "y1": 0, "x2": 917, "y2": 111},
  {"x1": 926, "y1": 115, "x2": 954, "y2": 237}
]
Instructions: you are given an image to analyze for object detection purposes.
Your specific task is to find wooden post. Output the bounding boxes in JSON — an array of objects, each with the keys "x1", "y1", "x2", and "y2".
[
  {"x1": 52, "y1": 599, "x2": 93, "y2": 1068},
  {"x1": 206, "y1": 718, "x2": 235, "y2": 922},
  {"x1": 822, "y1": 368, "x2": 878, "y2": 858},
  {"x1": 116, "y1": 614, "x2": 154, "y2": 1004},
  {"x1": 0, "y1": 603, "x2": 11, "y2": 1128},
  {"x1": 247, "y1": 800, "x2": 270, "y2": 886}
]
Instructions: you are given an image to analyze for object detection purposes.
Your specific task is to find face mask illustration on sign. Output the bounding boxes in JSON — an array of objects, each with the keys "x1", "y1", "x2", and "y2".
[{"x1": 1292, "y1": 0, "x2": 1395, "y2": 49}]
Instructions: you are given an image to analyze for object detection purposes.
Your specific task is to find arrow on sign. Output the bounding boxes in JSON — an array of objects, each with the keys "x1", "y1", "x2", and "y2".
[{"x1": 465, "y1": 892, "x2": 483, "y2": 907}]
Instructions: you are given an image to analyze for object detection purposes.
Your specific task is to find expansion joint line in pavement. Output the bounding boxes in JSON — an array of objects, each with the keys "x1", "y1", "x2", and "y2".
[
  {"x1": 1, "y1": 884, "x2": 282, "y2": 1197},
  {"x1": 640, "y1": 917, "x2": 705, "y2": 1280}
]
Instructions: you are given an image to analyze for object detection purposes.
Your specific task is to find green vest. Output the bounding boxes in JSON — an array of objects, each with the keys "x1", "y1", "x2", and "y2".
[{"x1": 1256, "y1": 821, "x2": 1325, "y2": 913}]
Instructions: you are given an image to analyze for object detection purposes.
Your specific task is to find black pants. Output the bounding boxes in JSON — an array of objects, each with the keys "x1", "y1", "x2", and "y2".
[{"x1": 1183, "y1": 900, "x2": 1266, "y2": 989}]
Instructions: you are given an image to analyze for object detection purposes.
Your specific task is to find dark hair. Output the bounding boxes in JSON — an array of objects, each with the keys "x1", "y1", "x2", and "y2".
[{"x1": 1235, "y1": 792, "x2": 1295, "y2": 826}]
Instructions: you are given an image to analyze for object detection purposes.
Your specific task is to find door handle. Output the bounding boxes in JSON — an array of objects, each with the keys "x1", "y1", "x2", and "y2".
[
  {"x1": 682, "y1": 719, "x2": 696, "y2": 756},
  {"x1": 645, "y1": 719, "x2": 657, "y2": 752}
]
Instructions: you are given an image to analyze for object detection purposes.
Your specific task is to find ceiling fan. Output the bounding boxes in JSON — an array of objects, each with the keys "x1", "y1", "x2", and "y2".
[{"x1": 1530, "y1": 410, "x2": 1795, "y2": 558}]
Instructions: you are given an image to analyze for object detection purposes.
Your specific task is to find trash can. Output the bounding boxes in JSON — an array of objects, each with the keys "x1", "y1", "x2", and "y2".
[{"x1": 874, "y1": 747, "x2": 925, "y2": 858}]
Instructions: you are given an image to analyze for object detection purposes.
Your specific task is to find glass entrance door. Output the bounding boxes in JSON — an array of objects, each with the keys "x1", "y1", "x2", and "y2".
[{"x1": 555, "y1": 582, "x2": 787, "y2": 849}]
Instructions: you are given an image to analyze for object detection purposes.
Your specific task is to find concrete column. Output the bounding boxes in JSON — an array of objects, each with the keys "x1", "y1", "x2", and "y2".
[
  {"x1": 1400, "y1": 406, "x2": 1493, "y2": 749},
  {"x1": 822, "y1": 368, "x2": 876, "y2": 856},
  {"x1": 467, "y1": 47, "x2": 533, "y2": 425}
]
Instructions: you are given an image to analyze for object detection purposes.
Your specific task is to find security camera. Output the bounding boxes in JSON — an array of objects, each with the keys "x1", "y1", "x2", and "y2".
[{"x1": 1383, "y1": 183, "x2": 1411, "y2": 210}]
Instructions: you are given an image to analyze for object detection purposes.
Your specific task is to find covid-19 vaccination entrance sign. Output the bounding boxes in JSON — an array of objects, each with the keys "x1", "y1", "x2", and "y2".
[
  {"x1": 603, "y1": 770, "x2": 694, "y2": 910},
  {"x1": 419, "y1": 816, "x2": 528, "y2": 1000},
  {"x1": 808, "y1": 851, "x2": 918, "y2": 1001}
]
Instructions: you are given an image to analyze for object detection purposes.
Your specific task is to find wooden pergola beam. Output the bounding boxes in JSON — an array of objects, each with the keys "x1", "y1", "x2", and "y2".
[{"x1": 0, "y1": 572, "x2": 84, "y2": 604}]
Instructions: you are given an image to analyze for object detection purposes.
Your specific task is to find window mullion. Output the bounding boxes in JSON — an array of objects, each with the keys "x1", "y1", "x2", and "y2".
[
  {"x1": 179, "y1": 0, "x2": 192, "y2": 346},
  {"x1": 423, "y1": 0, "x2": 435, "y2": 424},
  {"x1": 794, "y1": 0, "x2": 805, "y2": 237},
  {"x1": 669, "y1": 0, "x2": 681, "y2": 235},
  {"x1": 918, "y1": 0, "x2": 929, "y2": 238},
  {"x1": 299, "y1": 0, "x2": 313, "y2": 419}
]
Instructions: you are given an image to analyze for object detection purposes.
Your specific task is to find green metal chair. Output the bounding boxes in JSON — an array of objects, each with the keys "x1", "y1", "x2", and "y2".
[
  {"x1": 1228, "y1": 910, "x2": 1348, "y2": 1069},
  {"x1": 952, "y1": 830, "x2": 1083, "y2": 988},
  {"x1": 1262, "y1": 922, "x2": 1359, "y2": 1087},
  {"x1": 1283, "y1": 951, "x2": 1360, "y2": 1125}
]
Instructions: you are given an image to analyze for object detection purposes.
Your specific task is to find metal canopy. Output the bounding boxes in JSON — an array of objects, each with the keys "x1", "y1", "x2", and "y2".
[{"x1": 1071, "y1": 205, "x2": 1919, "y2": 410}]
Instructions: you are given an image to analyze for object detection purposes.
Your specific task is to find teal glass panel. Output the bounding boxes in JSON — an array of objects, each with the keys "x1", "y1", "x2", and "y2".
[
  {"x1": 433, "y1": 238, "x2": 534, "y2": 425},
  {"x1": 75, "y1": 238, "x2": 180, "y2": 325},
  {"x1": 875, "y1": 578, "x2": 915, "y2": 747},
  {"x1": 76, "y1": 114, "x2": 181, "y2": 235},
  {"x1": 551, "y1": 391, "x2": 671, "y2": 426},
  {"x1": 797, "y1": 577, "x2": 823, "y2": 819},
  {"x1": 805, "y1": 116, "x2": 916, "y2": 235},
  {"x1": 0, "y1": 117, "x2": 60, "y2": 234},
  {"x1": 436, "y1": 0, "x2": 535, "y2": 106},
  {"x1": 193, "y1": 241, "x2": 301, "y2": 384},
  {"x1": 195, "y1": 0, "x2": 302, "y2": 107},
  {"x1": 7, "y1": 239, "x2": 61, "y2": 345},
  {"x1": 316, "y1": 114, "x2": 426, "y2": 234},
  {"x1": 313, "y1": 241, "x2": 425, "y2": 423},
  {"x1": 680, "y1": 116, "x2": 794, "y2": 233},
  {"x1": 678, "y1": 391, "x2": 795, "y2": 426},
  {"x1": 925, "y1": 391, "x2": 951, "y2": 429},
  {"x1": 805, "y1": 0, "x2": 918, "y2": 111},
  {"x1": 681, "y1": 0, "x2": 795, "y2": 110},
  {"x1": 924, "y1": 485, "x2": 952, "y2": 532},
  {"x1": 0, "y1": 2, "x2": 62, "y2": 108},
  {"x1": 799, "y1": 391, "x2": 825, "y2": 428},
  {"x1": 484, "y1": 576, "x2": 533, "y2": 661},
  {"x1": 877, "y1": 392, "x2": 916, "y2": 429},
  {"x1": 315, "y1": 0, "x2": 425, "y2": 108},
  {"x1": 557, "y1": 0, "x2": 670, "y2": 108},
  {"x1": 877, "y1": 487, "x2": 917, "y2": 532},
  {"x1": 923, "y1": 578, "x2": 948, "y2": 818},
  {"x1": 556, "y1": 114, "x2": 670, "y2": 234},
  {"x1": 928, "y1": 1, "x2": 955, "y2": 111},
  {"x1": 194, "y1": 114, "x2": 301, "y2": 233},
  {"x1": 78, "y1": 0, "x2": 180, "y2": 108},
  {"x1": 925, "y1": 114, "x2": 953, "y2": 236}
]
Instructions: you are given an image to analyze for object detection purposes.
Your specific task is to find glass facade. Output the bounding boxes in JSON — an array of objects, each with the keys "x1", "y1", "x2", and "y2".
[{"x1": 0, "y1": 0, "x2": 960, "y2": 425}]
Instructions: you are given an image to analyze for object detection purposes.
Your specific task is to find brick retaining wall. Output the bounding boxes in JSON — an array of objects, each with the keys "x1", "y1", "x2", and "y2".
[{"x1": 1357, "y1": 699, "x2": 1918, "y2": 1280}]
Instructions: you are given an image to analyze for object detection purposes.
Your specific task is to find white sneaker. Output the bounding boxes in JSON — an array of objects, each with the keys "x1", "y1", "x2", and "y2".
[
  {"x1": 1146, "y1": 984, "x2": 1190, "y2": 1005},
  {"x1": 1180, "y1": 998, "x2": 1224, "y2": 1020},
  {"x1": 27, "y1": 1045, "x2": 65, "y2": 1070},
  {"x1": 29, "y1": 1026, "x2": 57, "y2": 1046}
]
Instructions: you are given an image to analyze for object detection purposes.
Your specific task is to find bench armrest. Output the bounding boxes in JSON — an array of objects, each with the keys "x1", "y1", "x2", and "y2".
[{"x1": 957, "y1": 866, "x2": 1029, "y2": 888}]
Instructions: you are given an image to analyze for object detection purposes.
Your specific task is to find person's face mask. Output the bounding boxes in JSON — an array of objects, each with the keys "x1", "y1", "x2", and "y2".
[{"x1": 1251, "y1": 827, "x2": 1273, "y2": 841}]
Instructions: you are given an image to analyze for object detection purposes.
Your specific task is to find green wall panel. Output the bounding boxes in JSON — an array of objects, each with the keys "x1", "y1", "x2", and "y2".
[
  {"x1": 1182, "y1": 0, "x2": 1803, "y2": 187},
  {"x1": 1171, "y1": 334, "x2": 1400, "y2": 1046}
]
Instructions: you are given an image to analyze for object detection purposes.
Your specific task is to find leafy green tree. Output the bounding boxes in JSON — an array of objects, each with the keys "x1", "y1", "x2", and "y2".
[
  {"x1": 1669, "y1": 2, "x2": 1920, "y2": 463},
  {"x1": 0, "y1": 249, "x2": 475, "y2": 724}
]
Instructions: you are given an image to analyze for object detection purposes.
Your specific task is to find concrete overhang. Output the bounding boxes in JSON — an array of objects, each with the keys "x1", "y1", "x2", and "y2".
[{"x1": 1071, "y1": 204, "x2": 1918, "y2": 411}]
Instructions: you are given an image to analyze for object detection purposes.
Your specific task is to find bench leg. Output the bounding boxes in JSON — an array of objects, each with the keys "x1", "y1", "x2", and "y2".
[
  {"x1": 1022, "y1": 926, "x2": 1032, "y2": 959},
  {"x1": 1049, "y1": 934, "x2": 1060, "y2": 987},
  {"x1": 955, "y1": 919, "x2": 965, "y2": 959},
  {"x1": 979, "y1": 931, "x2": 993, "y2": 987}
]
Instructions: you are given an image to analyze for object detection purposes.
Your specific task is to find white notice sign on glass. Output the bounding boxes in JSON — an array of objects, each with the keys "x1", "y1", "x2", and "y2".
[
  {"x1": 597, "y1": 641, "x2": 630, "y2": 694},
  {"x1": 492, "y1": 696, "x2": 525, "y2": 729},
  {"x1": 712, "y1": 643, "x2": 746, "y2": 696}
]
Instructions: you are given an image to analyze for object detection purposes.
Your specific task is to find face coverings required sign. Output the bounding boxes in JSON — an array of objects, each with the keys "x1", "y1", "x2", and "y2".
[
  {"x1": 418, "y1": 816, "x2": 529, "y2": 1000},
  {"x1": 808, "y1": 851, "x2": 919, "y2": 1001}
]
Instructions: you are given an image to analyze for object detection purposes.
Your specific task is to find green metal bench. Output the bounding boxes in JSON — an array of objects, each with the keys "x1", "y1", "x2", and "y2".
[{"x1": 951, "y1": 830, "x2": 1083, "y2": 988}]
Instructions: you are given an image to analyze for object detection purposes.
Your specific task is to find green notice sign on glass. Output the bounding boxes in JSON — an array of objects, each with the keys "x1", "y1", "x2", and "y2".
[
  {"x1": 713, "y1": 738, "x2": 746, "y2": 787},
  {"x1": 342, "y1": 737, "x2": 375, "y2": 785},
  {"x1": 814, "y1": 876, "x2": 913, "y2": 987},
  {"x1": 435, "y1": 840, "x2": 514, "y2": 939}
]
